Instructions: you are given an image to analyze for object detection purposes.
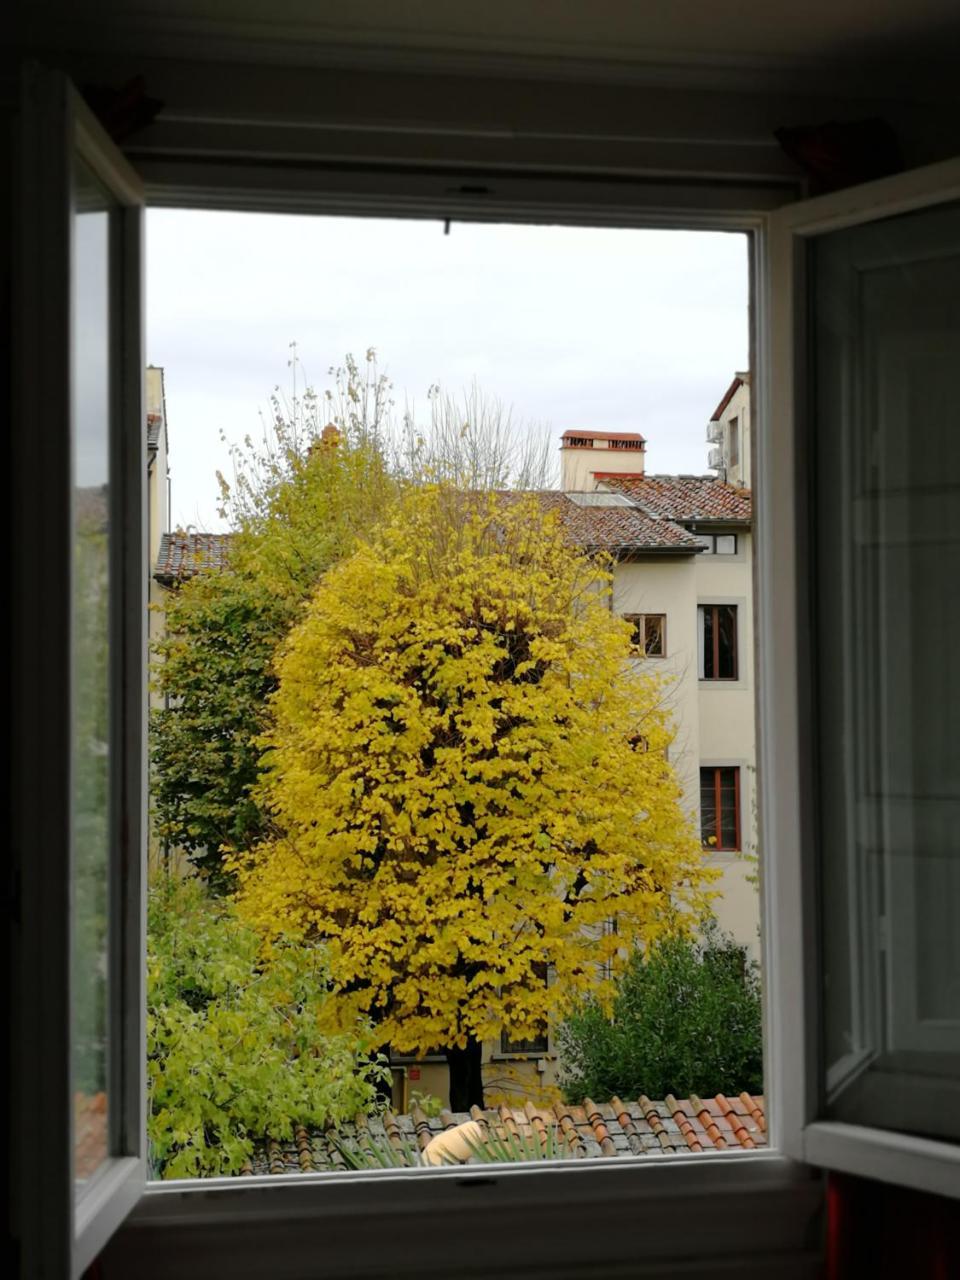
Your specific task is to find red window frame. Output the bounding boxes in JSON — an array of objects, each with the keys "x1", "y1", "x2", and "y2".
[{"x1": 700, "y1": 765, "x2": 741, "y2": 851}]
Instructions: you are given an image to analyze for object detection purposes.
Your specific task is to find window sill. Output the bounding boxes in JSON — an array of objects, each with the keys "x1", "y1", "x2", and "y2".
[
  {"x1": 803, "y1": 1121, "x2": 960, "y2": 1201},
  {"x1": 107, "y1": 1151, "x2": 822, "y2": 1278}
]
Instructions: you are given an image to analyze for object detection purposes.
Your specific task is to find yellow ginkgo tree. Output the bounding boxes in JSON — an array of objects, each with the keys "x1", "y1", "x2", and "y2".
[{"x1": 231, "y1": 486, "x2": 714, "y2": 1109}]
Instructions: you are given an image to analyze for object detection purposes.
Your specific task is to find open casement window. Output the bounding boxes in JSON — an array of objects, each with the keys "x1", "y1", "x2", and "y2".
[
  {"x1": 14, "y1": 68, "x2": 147, "y2": 1277},
  {"x1": 14, "y1": 57, "x2": 960, "y2": 1280},
  {"x1": 764, "y1": 156, "x2": 960, "y2": 1200}
]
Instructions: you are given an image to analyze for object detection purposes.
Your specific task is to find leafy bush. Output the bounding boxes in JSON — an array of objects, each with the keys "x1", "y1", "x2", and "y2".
[
  {"x1": 557, "y1": 925, "x2": 763, "y2": 1103},
  {"x1": 147, "y1": 875, "x2": 388, "y2": 1179}
]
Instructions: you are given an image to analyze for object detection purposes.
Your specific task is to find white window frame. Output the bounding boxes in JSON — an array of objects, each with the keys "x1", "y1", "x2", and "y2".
[
  {"x1": 15, "y1": 60, "x2": 960, "y2": 1280},
  {"x1": 762, "y1": 156, "x2": 960, "y2": 1202}
]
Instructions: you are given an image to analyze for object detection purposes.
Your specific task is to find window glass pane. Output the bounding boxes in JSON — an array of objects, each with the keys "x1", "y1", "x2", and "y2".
[
  {"x1": 814, "y1": 201, "x2": 960, "y2": 1142},
  {"x1": 728, "y1": 419, "x2": 739, "y2": 469},
  {"x1": 644, "y1": 614, "x2": 665, "y2": 656},
  {"x1": 715, "y1": 535, "x2": 737, "y2": 555},
  {"x1": 694, "y1": 534, "x2": 714, "y2": 553},
  {"x1": 700, "y1": 769, "x2": 717, "y2": 845},
  {"x1": 72, "y1": 157, "x2": 113, "y2": 1188},
  {"x1": 717, "y1": 605, "x2": 737, "y2": 679},
  {"x1": 623, "y1": 613, "x2": 643, "y2": 648},
  {"x1": 701, "y1": 605, "x2": 715, "y2": 677},
  {"x1": 719, "y1": 769, "x2": 739, "y2": 849}
]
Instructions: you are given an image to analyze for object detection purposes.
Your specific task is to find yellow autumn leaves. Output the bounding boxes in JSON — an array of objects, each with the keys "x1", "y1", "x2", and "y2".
[{"x1": 229, "y1": 486, "x2": 715, "y2": 1056}]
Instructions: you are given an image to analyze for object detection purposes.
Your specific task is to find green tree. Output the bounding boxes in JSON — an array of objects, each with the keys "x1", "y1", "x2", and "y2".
[
  {"x1": 231, "y1": 486, "x2": 713, "y2": 1110},
  {"x1": 147, "y1": 874, "x2": 387, "y2": 1179},
  {"x1": 557, "y1": 924, "x2": 763, "y2": 1104},
  {"x1": 150, "y1": 352, "x2": 396, "y2": 885}
]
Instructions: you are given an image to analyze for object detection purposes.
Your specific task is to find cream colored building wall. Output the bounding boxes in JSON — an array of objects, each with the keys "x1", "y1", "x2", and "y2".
[
  {"x1": 610, "y1": 558, "x2": 702, "y2": 812},
  {"x1": 713, "y1": 375, "x2": 751, "y2": 490},
  {"x1": 693, "y1": 531, "x2": 759, "y2": 952},
  {"x1": 611, "y1": 547, "x2": 760, "y2": 956},
  {"x1": 560, "y1": 444, "x2": 644, "y2": 492}
]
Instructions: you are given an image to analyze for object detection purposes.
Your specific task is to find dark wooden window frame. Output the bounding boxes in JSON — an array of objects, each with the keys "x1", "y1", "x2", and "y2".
[{"x1": 700, "y1": 603, "x2": 738, "y2": 679}]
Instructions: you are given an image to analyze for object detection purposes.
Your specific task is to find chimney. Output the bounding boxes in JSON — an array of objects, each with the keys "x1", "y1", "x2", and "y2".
[{"x1": 560, "y1": 430, "x2": 645, "y2": 493}]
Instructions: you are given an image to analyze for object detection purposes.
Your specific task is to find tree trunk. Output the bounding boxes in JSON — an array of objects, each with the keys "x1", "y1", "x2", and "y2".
[{"x1": 445, "y1": 1038, "x2": 484, "y2": 1111}]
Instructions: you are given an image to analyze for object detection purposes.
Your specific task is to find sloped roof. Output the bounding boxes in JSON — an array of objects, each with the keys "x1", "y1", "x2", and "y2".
[
  {"x1": 535, "y1": 490, "x2": 703, "y2": 553},
  {"x1": 153, "y1": 489, "x2": 704, "y2": 585},
  {"x1": 154, "y1": 531, "x2": 233, "y2": 583},
  {"x1": 246, "y1": 1093, "x2": 766, "y2": 1175},
  {"x1": 709, "y1": 373, "x2": 749, "y2": 423},
  {"x1": 601, "y1": 475, "x2": 752, "y2": 525}
]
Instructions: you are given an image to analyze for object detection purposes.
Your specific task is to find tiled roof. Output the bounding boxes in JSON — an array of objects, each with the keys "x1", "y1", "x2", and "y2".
[
  {"x1": 152, "y1": 478, "x2": 740, "y2": 584},
  {"x1": 154, "y1": 531, "x2": 234, "y2": 582},
  {"x1": 534, "y1": 490, "x2": 703, "y2": 553},
  {"x1": 246, "y1": 1093, "x2": 766, "y2": 1174},
  {"x1": 601, "y1": 475, "x2": 752, "y2": 525},
  {"x1": 147, "y1": 412, "x2": 163, "y2": 451}
]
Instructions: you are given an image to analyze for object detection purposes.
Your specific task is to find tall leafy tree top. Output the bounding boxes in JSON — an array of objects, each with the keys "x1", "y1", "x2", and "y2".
[
  {"x1": 151, "y1": 354, "x2": 397, "y2": 883},
  {"x1": 231, "y1": 486, "x2": 714, "y2": 1057}
]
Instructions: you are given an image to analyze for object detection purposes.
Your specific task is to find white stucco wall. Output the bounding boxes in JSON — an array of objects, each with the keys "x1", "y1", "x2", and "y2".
[
  {"x1": 560, "y1": 442, "x2": 645, "y2": 492},
  {"x1": 612, "y1": 545, "x2": 760, "y2": 955},
  {"x1": 712, "y1": 375, "x2": 751, "y2": 490}
]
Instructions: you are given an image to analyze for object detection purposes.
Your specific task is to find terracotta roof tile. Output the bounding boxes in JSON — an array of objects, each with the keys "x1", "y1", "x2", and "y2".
[
  {"x1": 601, "y1": 475, "x2": 752, "y2": 524},
  {"x1": 154, "y1": 531, "x2": 234, "y2": 582},
  {"x1": 249, "y1": 1094, "x2": 766, "y2": 1175}
]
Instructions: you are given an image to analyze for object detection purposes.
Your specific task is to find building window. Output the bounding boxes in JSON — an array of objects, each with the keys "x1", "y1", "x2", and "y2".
[
  {"x1": 728, "y1": 417, "x2": 739, "y2": 469},
  {"x1": 700, "y1": 766, "x2": 740, "y2": 851},
  {"x1": 499, "y1": 1029, "x2": 550, "y2": 1055},
  {"x1": 623, "y1": 612, "x2": 666, "y2": 656},
  {"x1": 693, "y1": 533, "x2": 737, "y2": 554},
  {"x1": 698, "y1": 604, "x2": 737, "y2": 679}
]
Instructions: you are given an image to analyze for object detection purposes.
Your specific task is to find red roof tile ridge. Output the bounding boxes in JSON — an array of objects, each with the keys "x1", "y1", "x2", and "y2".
[
  {"x1": 553, "y1": 1101, "x2": 588, "y2": 1157},
  {"x1": 688, "y1": 1093, "x2": 727, "y2": 1149},
  {"x1": 741, "y1": 1093, "x2": 767, "y2": 1133},
  {"x1": 663, "y1": 1094, "x2": 704, "y2": 1153},
  {"x1": 635, "y1": 1093, "x2": 676, "y2": 1154},
  {"x1": 523, "y1": 1099, "x2": 551, "y2": 1153},
  {"x1": 583, "y1": 1097, "x2": 618, "y2": 1157},
  {"x1": 715, "y1": 1095, "x2": 756, "y2": 1149},
  {"x1": 609, "y1": 1095, "x2": 647, "y2": 1156}
]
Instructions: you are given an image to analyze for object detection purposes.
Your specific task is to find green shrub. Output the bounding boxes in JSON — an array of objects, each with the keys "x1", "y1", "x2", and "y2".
[
  {"x1": 557, "y1": 924, "x2": 763, "y2": 1104},
  {"x1": 147, "y1": 875, "x2": 388, "y2": 1178}
]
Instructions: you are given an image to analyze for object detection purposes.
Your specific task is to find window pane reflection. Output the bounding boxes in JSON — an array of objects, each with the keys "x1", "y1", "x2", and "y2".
[
  {"x1": 814, "y1": 202, "x2": 960, "y2": 1142},
  {"x1": 73, "y1": 157, "x2": 113, "y2": 1188}
]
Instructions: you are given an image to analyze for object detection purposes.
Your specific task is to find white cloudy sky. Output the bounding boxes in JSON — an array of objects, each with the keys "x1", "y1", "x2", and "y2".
[{"x1": 146, "y1": 212, "x2": 749, "y2": 533}]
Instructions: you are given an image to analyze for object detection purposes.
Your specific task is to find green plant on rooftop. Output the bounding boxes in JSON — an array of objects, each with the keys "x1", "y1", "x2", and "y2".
[
  {"x1": 557, "y1": 923, "x2": 762, "y2": 1105},
  {"x1": 147, "y1": 874, "x2": 388, "y2": 1179}
]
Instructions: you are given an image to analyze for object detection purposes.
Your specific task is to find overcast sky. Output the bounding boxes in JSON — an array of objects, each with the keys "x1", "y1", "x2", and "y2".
[{"x1": 146, "y1": 212, "x2": 749, "y2": 533}]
